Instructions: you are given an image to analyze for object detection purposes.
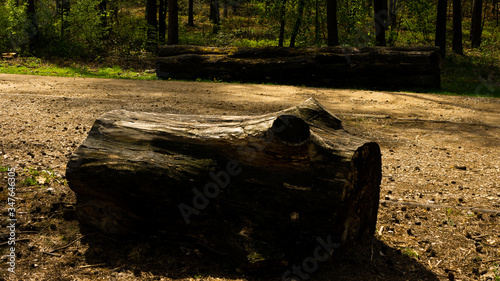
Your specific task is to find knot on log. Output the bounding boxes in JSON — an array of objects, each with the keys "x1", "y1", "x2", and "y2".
[{"x1": 270, "y1": 115, "x2": 310, "y2": 146}]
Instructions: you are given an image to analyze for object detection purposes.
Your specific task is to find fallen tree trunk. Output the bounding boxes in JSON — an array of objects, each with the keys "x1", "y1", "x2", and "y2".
[
  {"x1": 156, "y1": 45, "x2": 441, "y2": 89},
  {"x1": 66, "y1": 98, "x2": 382, "y2": 266}
]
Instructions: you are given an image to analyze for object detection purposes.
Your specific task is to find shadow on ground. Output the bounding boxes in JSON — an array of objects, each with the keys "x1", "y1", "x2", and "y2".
[{"x1": 80, "y1": 225, "x2": 439, "y2": 281}]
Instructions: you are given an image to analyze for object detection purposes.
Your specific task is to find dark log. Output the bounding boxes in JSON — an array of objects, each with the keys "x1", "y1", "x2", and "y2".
[
  {"x1": 156, "y1": 45, "x2": 441, "y2": 89},
  {"x1": 66, "y1": 98, "x2": 382, "y2": 266}
]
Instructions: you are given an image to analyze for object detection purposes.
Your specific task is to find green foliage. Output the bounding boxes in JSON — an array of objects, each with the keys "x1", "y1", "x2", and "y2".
[
  {"x1": 399, "y1": 0, "x2": 436, "y2": 45},
  {"x1": 403, "y1": 247, "x2": 419, "y2": 259},
  {"x1": 337, "y1": 0, "x2": 373, "y2": 46},
  {"x1": 23, "y1": 177, "x2": 38, "y2": 186},
  {"x1": 494, "y1": 264, "x2": 500, "y2": 281},
  {"x1": 0, "y1": 57, "x2": 156, "y2": 79},
  {"x1": 67, "y1": 0, "x2": 106, "y2": 57},
  {"x1": 2, "y1": 0, "x2": 30, "y2": 53},
  {"x1": 0, "y1": 5, "x2": 11, "y2": 51}
]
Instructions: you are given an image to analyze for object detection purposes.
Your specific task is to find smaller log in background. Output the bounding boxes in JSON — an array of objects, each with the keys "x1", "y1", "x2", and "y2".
[
  {"x1": 66, "y1": 98, "x2": 382, "y2": 267},
  {"x1": 156, "y1": 45, "x2": 441, "y2": 89}
]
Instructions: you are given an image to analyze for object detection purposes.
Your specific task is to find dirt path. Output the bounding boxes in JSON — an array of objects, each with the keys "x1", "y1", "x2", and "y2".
[{"x1": 1, "y1": 74, "x2": 499, "y2": 280}]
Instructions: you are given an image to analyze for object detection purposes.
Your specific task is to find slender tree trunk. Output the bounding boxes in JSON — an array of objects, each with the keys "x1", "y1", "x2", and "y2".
[
  {"x1": 210, "y1": 0, "x2": 221, "y2": 33},
  {"x1": 452, "y1": 0, "x2": 463, "y2": 54},
  {"x1": 146, "y1": 0, "x2": 158, "y2": 50},
  {"x1": 315, "y1": 0, "x2": 320, "y2": 45},
  {"x1": 223, "y1": 0, "x2": 228, "y2": 18},
  {"x1": 278, "y1": 0, "x2": 287, "y2": 47},
  {"x1": 327, "y1": 0, "x2": 339, "y2": 46},
  {"x1": 289, "y1": 0, "x2": 306, "y2": 47},
  {"x1": 374, "y1": 0, "x2": 388, "y2": 46},
  {"x1": 159, "y1": 0, "x2": 167, "y2": 44},
  {"x1": 495, "y1": 0, "x2": 499, "y2": 26},
  {"x1": 58, "y1": 0, "x2": 70, "y2": 39},
  {"x1": 167, "y1": 0, "x2": 179, "y2": 45},
  {"x1": 188, "y1": 0, "x2": 195, "y2": 26},
  {"x1": 26, "y1": 0, "x2": 39, "y2": 48},
  {"x1": 471, "y1": 0, "x2": 483, "y2": 48},
  {"x1": 388, "y1": 0, "x2": 397, "y2": 45},
  {"x1": 389, "y1": 0, "x2": 397, "y2": 26},
  {"x1": 435, "y1": 0, "x2": 448, "y2": 56}
]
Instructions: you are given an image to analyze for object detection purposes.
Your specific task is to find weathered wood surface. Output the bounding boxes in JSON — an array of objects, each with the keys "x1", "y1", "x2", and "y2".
[
  {"x1": 156, "y1": 45, "x2": 441, "y2": 89},
  {"x1": 66, "y1": 98, "x2": 382, "y2": 266}
]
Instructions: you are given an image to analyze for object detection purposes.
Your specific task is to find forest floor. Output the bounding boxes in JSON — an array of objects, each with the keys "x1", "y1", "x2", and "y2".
[{"x1": 0, "y1": 73, "x2": 499, "y2": 281}]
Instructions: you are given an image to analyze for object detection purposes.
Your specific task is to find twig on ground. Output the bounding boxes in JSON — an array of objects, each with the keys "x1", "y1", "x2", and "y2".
[{"x1": 79, "y1": 263, "x2": 106, "y2": 269}]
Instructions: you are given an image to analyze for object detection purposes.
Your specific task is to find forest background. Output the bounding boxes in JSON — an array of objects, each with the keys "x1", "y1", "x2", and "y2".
[{"x1": 0, "y1": 0, "x2": 498, "y2": 97}]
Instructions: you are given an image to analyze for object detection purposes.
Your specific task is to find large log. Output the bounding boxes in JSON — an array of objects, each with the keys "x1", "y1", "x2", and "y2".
[
  {"x1": 156, "y1": 45, "x2": 441, "y2": 89},
  {"x1": 66, "y1": 98, "x2": 381, "y2": 266}
]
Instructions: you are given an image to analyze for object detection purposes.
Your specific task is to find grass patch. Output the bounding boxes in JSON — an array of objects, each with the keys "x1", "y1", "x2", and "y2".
[
  {"x1": 403, "y1": 247, "x2": 419, "y2": 259},
  {"x1": 494, "y1": 264, "x2": 500, "y2": 281},
  {"x1": 0, "y1": 57, "x2": 156, "y2": 80},
  {"x1": 440, "y1": 51, "x2": 500, "y2": 98}
]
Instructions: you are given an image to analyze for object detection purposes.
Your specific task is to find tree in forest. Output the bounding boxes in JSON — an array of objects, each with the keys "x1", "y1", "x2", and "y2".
[
  {"x1": 278, "y1": 0, "x2": 287, "y2": 47},
  {"x1": 289, "y1": 0, "x2": 306, "y2": 47},
  {"x1": 210, "y1": 0, "x2": 221, "y2": 33},
  {"x1": 4, "y1": 0, "x2": 29, "y2": 52},
  {"x1": 470, "y1": 0, "x2": 483, "y2": 48},
  {"x1": 435, "y1": 0, "x2": 447, "y2": 56},
  {"x1": 374, "y1": 0, "x2": 388, "y2": 46},
  {"x1": 159, "y1": 0, "x2": 167, "y2": 44},
  {"x1": 452, "y1": 0, "x2": 463, "y2": 54},
  {"x1": 26, "y1": 0, "x2": 39, "y2": 48},
  {"x1": 145, "y1": 0, "x2": 158, "y2": 49},
  {"x1": 387, "y1": 0, "x2": 398, "y2": 45},
  {"x1": 327, "y1": 0, "x2": 339, "y2": 46},
  {"x1": 188, "y1": 0, "x2": 195, "y2": 26},
  {"x1": 168, "y1": 0, "x2": 179, "y2": 44}
]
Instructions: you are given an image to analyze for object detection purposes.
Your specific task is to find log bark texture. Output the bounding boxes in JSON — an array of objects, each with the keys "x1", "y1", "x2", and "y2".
[
  {"x1": 66, "y1": 98, "x2": 382, "y2": 266},
  {"x1": 156, "y1": 45, "x2": 441, "y2": 89}
]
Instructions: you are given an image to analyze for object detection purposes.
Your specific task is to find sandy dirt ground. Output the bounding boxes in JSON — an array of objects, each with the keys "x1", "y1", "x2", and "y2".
[{"x1": 0, "y1": 73, "x2": 500, "y2": 281}]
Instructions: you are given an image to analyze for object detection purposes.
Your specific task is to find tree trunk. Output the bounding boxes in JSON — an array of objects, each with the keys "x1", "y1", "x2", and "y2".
[
  {"x1": 156, "y1": 45, "x2": 441, "y2": 89},
  {"x1": 374, "y1": 0, "x2": 388, "y2": 46},
  {"x1": 187, "y1": 0, "x2": 195, "y2": 26},
  {"x1": 210, "y1": 0, "x2": 221, "y2": 33},
  {"x1": 435, "y1": 0, "x2": 448, "y2": 57},
  {"x1": 167, "y1": 0, "x2": 179, "y2": 45},
  {"x1": 452, "y1": 0, "x2": 463, "y2": 54},
  {"x1": 159, "y1": 0, "x2": 167, "y2": 44},
  {"x1": 388, "y1": 0, "x2": 398, "y2": 45},
  {"x1": 223, "y1": 0, "x2": 228, "y2": 18},
  {"x1": 290, "y1": 0, "x2": 306, "y2": 47},
  {"x1": 146, "y1": 0, "x2": 158, "y2": 50},
  {"x1": 471, "y1": 0, "x2": 483, "y2": 48},
  {"x1": 278, "y1": 0, "x2": 287, "y2": 47},
  {"x1": 66, "y1": 98, "x2": 382, "y2": 266},
  {"x1": 315, "y1": 0, "x2": 320, "y2": 45},
  {"x1": 495, "y1": 0, "x2": 499, "y2": 26},
  {"x1": 26, "y1": 0, "x2": 39, "y2": 48},
  {"x1": 327, "y1": 0, "x2": 339, "y2": 46}
]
